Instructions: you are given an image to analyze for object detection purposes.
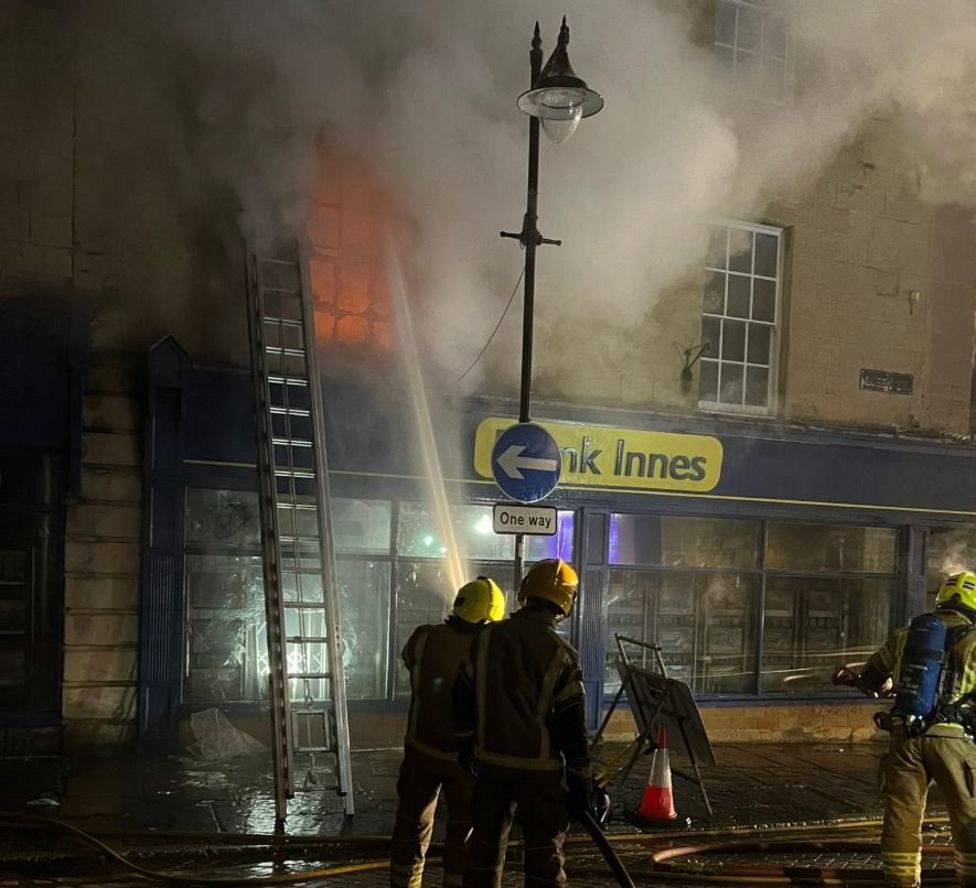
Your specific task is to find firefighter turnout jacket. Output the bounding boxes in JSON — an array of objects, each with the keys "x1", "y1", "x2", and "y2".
[
  {"x1": 860, "y1": 608, "x2": 976, "y2": 888},
  {"x1": 862, "y1": 608, "x2": 976, "y2": 736},
  {"x1": 454, "y1": 606, "x2": 591, "y2": 779},
  {"x1": 403, "y1": 617, "x2": 481, "y2": 760}
]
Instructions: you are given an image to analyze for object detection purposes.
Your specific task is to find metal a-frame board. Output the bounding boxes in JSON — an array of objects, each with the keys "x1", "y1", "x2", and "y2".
[
  {"x1": 593, "y1": 634, "x2": 715, "y2": 817},
  {"x1": 245, "y1": 240, "x2": 354, "y2": 822}
]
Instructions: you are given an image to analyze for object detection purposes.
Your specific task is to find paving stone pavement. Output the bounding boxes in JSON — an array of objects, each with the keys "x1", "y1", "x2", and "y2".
[{"x1": 0, "y1": 740, "x2": 956, "y2": 886}]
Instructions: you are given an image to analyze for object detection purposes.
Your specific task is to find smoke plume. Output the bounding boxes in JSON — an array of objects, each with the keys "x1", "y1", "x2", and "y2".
[{"x1": 67, "y1": 1, "x2": 976, "y2": 387}]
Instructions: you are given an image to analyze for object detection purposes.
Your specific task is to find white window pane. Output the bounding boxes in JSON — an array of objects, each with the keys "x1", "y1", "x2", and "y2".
[
  {"x1": 737, "y1": 8, "x2": 762, "y2": 52},
  {"x1": 704, "y1": 272, "x2": 726, "y2": 314},
  {"x1": 722, "y1": 319, "x2": 746, "y2": 362},
  {"x1": 727, "y1": 274, "x2": 750, "y2": 318},
  {"x1": 734, "y1": 50, "x2": 760, "y2": 93},
  {"x1": 745, "y1": 366, "x2": 769, "y2": 407},
  {"x1": 332, "y1": 498, "x2": 391, "y2": 554},
  {"x1": 715, "y1": 43, "x2": 734, "y2": 71},
  {"x1": 700, "y1": 359, "x2": 719, "y2": 402},
  {"x1": 715, "y1": 1, "x2": 737, "y2": 46},
  {"x1": 755, "y1": 233, "x2": 779, "y2": 277},
  {"x1": 747, "y1": 323, "x2": 771, "y2": 365},
  {"x1": 753, "y1": 277, "x2": 776, "y2": 322},
  {"x1": 706, "y1": 227, "x2": 728, "y2": 269},
  {"x1": 720, "y1": 363, "x2": 745, "y2": 404},
  {"x1": 701, "y1": 316, "x2": 721, "y2": 358},
  {"x1": 728, "y1": 228, "x2": 753, "y2": 273}
]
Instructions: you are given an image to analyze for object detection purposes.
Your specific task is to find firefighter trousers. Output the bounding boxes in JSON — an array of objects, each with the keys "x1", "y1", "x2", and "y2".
[
  {"x1": 390, "y1": 744, "x2": 474, "y2": 888},
  {"x1": 463, "y1": 762, "x2": 571, "y2": 888},
  {"x1": 881, "y1": 730, "x2": 976, "y2": 888}
]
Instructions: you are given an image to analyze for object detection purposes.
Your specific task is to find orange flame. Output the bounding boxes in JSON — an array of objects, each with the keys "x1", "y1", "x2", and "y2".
[{"x1": 307, "y1": 156, "x2": 395, "y2": 350}]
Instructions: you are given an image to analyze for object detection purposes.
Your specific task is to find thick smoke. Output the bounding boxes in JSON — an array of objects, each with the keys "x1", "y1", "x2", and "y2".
[{"x1": 71, "y1": 1, "x2": 976, "y2": 384}]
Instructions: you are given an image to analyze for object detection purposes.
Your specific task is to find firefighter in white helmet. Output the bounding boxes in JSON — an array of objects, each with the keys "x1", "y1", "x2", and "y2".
[
  {"x1": 389, "y1": 576, "x2": 506, "y2": 888},
  {"x1": 834, "y1": 571, "x2": 976, "y2": 888},
  {"x1": 453, "y1": 558, "x2": 590, "y2": 887}
]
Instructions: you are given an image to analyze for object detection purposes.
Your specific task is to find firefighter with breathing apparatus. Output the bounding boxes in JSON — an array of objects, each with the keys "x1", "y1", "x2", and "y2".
[
  {"x1": 833, "y1": 571, "x2": 976, "y2": 888},
  {"x1": 390, "y1": 576, "x2": 506, "y2": 888},
  {"x1": 453, "y1": 558, "x2": 593, "y2": 888}
]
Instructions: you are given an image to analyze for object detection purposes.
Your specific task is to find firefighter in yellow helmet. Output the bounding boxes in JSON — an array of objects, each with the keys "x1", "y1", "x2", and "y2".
[
  {"x1": 833, "y1": 571, "x2": 976, "y2": 888},
  {"x1": 453, "y1": 559, "x2": 590, "y2": 888},
  {"x1": 390, "y1": 576, "x2": 505, "y2": 888}
]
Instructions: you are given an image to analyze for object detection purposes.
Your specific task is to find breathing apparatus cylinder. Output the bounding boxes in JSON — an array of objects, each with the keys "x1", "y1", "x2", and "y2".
[{"x1": 891, "y1": 612, "x2": 948, "y2": 732}]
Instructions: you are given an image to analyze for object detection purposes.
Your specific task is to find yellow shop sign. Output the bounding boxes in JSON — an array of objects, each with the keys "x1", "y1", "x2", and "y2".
[{"x1": 473, "y1": 418, "x2": 722, "y2": 493}]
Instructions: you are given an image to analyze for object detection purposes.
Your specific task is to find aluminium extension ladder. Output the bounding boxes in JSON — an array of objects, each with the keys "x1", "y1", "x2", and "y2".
[{"x1": 245, "y1": 241, "x2": 354, "y2": 821}]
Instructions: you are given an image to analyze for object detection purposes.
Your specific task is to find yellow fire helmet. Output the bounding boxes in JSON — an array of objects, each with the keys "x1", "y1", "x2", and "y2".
[
  {"x1": 936, "y1": 571, "x2": 976, "y2": 613},
  {"x1": 516, "y1": 558, "x2": 580, "y2": 618},
  {"x1": 451, "y1": 576, "x2": 505, "y2": 625}
]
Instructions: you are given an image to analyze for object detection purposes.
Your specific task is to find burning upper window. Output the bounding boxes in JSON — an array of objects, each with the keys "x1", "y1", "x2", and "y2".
[
  {"x1": 307, "y1": 159, "x2": 395, "y2": 352},
  {"x1": 713, "y1": 0, "x2": 788, "y2": 104}
]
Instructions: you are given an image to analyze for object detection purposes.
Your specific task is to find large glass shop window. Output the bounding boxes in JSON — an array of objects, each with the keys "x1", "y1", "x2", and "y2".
[
  {"x1": 926, "y1": 527, "x2": 976, "y2": 592},
  {"x1": 607, "y1": 516, "x2": 760, "y2": 695},
  {"x1": 183, "y1": 492, "x2": 576, "y2": 704},
  {"x1": 183, "y1": 491, "x2": 395, "y2": 704},
  {"x1": 605, "y1": 514, "x2": 896, "y2": 698},
  {"x1": 762, "y1": 523, "x2": 894, "y2": 694},
  {"x1": 184, "y1": 490, "x2": 267, "y2": 704},
  {"x1": 393, "y1": 502, "x2": 575, "y2": 695}
]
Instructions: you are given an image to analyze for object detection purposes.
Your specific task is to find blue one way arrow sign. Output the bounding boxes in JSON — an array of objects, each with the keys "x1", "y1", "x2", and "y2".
[{"x1": 491, "y1": 422, "x2": 561, "y2": 503}]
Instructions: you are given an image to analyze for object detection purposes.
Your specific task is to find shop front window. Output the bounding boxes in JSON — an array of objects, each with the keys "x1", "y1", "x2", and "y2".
[
  {"x1": 761, "y1": 523, "x2": 895, "y2": 694},
  {"x1": 392, "y1": 503, "x2": 576, "y2": 695},
  {"x1": 926, "y1": 527, "x2": 976, "y2": 591},
  {"x1": 185, "y1": 553, "x2": 267, "y2": 703},
  {"x1": 183, "y1": 491, "x2": 576, "y2": 704},
  {"x1": 605, "y1": 513, "x2": 896, "y2": 698}
]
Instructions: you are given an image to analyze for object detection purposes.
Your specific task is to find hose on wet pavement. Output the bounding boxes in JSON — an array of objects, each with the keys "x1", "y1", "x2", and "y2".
[
  {"x1": 0, "y1": 809, "x2": 959, "y2": 885},
  {"x1": 0, "y1": 811, "x2": 389, "y2": 885}
]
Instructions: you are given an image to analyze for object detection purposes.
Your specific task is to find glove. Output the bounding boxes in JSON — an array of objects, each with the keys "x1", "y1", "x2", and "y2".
[
  {"x1": 566, "y1": 774, "x2": 594, "y2": 820},
  {"x1": 832, "y1": 667, "x2": 860, "y2": 687},
  {"x1": 592, "y1": 786, "x2": 611, "y2": 825}
]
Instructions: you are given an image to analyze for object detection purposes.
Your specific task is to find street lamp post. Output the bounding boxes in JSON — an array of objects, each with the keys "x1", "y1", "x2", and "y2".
[{"x1": 501, "y1": 18, "x2": 603, "y2": 589}]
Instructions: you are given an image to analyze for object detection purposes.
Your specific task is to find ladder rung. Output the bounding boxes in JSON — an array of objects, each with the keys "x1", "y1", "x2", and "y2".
[
  {"x1": 287, "y1": 637, "x2": 331, "y2": 645},
  {"x1": 276, "y1": 502, "x2": 317, "y2": 511},
  {"x1": 268, "y1": 377, "x2": 308, "y2": 388},
  {"x1": 274, "y1": 468, "x2": 316, "y2": 479},
  {"x1": 279, "y1": 535, "x2": 321, "y2": 544},
  {"x1": 289, "y1": 671, "x2": 332, "y2": 680},
  {"x1": 265, "y1": 346, "x2": 307, "y2": 357},
  {"x1": 270, "y1": 406, "x2": 310, "y2": 415},
  {"x1": 272, "y1": 437, "x2": 314, "y2": 448},
  {"x1": 263, "y1": 317, "x2": 304, "y2": 328}
]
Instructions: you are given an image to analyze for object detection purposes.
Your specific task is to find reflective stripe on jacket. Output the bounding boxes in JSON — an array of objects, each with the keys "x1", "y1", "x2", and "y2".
[
  {"x1": 403, "y1": 622, "x2": 476, "y2": 761},
  {"x1": 867, "y1": 609, "x2": 976, "y2": 737},
  {"x1": 468, "y1": 607, "x2": 589, "y2": 773}
]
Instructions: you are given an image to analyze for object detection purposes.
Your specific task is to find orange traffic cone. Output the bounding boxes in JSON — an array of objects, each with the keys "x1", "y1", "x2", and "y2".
[{"x1": 637, "y1": 725, "x2": 678, "y2": 821}]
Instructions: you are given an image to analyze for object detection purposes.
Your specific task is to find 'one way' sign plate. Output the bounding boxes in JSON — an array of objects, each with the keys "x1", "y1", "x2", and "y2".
[
  {"x1": 490, "y1": 422, "x2": 561, "y2": 503},
  {"x1": 493, "y1": 503, "x2": 557, "y2": 536}
]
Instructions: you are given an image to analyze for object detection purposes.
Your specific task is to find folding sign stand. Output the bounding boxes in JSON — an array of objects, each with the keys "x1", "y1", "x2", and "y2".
[{"x1": 593, "y1": 635, "x2": 716, "y2": 817}]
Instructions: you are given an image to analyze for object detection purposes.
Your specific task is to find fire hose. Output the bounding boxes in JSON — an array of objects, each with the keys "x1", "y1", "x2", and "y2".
[
  {"x1": 0, "y1": 809, "x2": 959, "y2": 886},
  {"x1": 0, "y1": 808, "x2": 639, "y2": 887},
  {"x1": 576, "y1": 809, "x2": 636, "y2": 888}
]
